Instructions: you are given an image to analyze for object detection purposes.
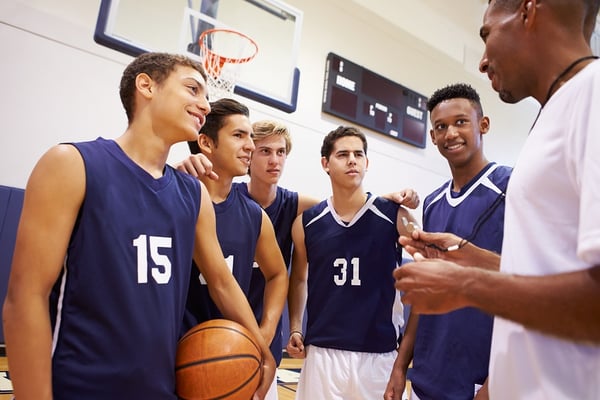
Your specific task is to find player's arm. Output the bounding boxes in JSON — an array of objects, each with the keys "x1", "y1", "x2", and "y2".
[
  {"x1": 192, "y1": 183, "x2": 275, "y2": 397},
  {"x1": 3, "y1": 145, "x2": 86, "y2": 400},
  {"x1": 395, "y1": 258, "x2": 600, "y2": 343},
  {"x1": 384, "y1": 312, "x2": 418, "y2": 400},
  {"x1": 382, "y1": 188, "x2": 420, "y2": 209},
  {"x1": 296, "y1": 193, "x2": 319, "y2": 216},
  {"x1": 254, "y1": 210, "x2": 288, "y2": 345},
  {"x1": 286, "y1": 214, "x2": 308, "y2": 358},
  {"x1": 474, "y1": 379, "x2": 489, "y2": 400}
]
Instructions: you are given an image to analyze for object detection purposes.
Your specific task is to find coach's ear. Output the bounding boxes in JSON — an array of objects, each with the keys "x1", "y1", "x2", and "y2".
[{"x1": 521, "y1": 0, "x2": 536, "y2": 27}]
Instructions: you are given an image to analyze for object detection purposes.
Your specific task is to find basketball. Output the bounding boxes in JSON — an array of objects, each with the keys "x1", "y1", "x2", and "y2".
[{"x1": 175, "y1": 319, "x2": 263, "y2": 400}]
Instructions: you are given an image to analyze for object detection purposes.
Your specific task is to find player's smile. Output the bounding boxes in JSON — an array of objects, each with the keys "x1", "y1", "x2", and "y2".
[{"x1": 445, "y1": 142, "x2": 465, "y2": 152}]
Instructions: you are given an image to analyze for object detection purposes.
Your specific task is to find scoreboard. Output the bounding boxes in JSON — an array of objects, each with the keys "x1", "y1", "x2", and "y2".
[{"x1": 321, "y1": 52, "x2": 428, "y2": 148}]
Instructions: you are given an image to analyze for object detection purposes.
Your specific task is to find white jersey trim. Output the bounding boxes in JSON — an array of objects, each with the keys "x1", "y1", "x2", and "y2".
[
  {"x1": 51, "y1": 257, "x2": 69, "y2": 355},
  {"x1": 425, "y1": 164, "x2": 502, "y2": 213},
  {"x1": 306, "y1": 195, "x2": 394, "y2": 228}
]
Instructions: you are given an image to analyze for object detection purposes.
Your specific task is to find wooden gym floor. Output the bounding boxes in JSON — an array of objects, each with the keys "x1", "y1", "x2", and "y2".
[
  {"x1": 0, "y1": 355, "x2": 10, "y2": 400},
  {"x1": 0, "y1": 353, "x2": 304, "y2": 400},
  {"x1": 0, "y1": 354, "x2": 409, "y2": 399},
  {"x1": 276, "y1": 355, "x2": 303, "y2": 400}
]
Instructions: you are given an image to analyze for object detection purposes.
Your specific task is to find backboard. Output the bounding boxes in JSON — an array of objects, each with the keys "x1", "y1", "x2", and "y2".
[{"x1": 94, "y1": 0, "x2": 303, "y2": 113}]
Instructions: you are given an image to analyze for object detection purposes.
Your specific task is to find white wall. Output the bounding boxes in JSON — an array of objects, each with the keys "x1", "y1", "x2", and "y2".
[{"x1": 0, "y1": 0, "x2": 539, "y2": 223}]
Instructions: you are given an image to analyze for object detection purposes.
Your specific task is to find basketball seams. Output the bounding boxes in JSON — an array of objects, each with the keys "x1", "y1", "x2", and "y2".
[
  {"x1": 175, "y1": 353, "x2": 261, "y2": 370},
  {"x1": 178, "y1": 362, "x2": 262, "y2": 400},
  {"x1": 175, "y1": 319, "x2": 263, "y2": 399},
  {"x1": 210, "y1": 366, "x2": 262, "y2": 400}
]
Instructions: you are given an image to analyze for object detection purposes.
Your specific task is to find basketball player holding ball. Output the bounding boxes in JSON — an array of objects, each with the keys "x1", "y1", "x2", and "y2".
[{"x1": 2, "y1": 52, "x2": 275, "y2": 400}]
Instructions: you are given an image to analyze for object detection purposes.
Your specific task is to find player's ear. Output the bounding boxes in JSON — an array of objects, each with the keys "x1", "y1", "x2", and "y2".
[
  {"x1": 135, "y1": 73, "x2": 154, "y2": 99},
  {"x1": 197, "y1": 134, "x2": 214, "y2": 154},
  {"x1": 321, "y1": 156, "x2": 330, "y2": 174},
  {"x1": 429, "y1": 129, "x2": 437, "y2": 145},
  {"x1": 479, "y1": 116, "x2": 490, "y2": 135}
]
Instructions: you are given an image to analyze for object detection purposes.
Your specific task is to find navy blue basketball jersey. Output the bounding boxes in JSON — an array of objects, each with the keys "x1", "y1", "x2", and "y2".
[
  {"x1": 235, "y1": 182, "x2": 298, "y2": 267},
  {"x1": 423, "y1": 162, "x2": 510, "y2": 252},
  {"x1": 410, "y1": 162, "x2": 512, "y2": 400},
  {"x1": 302, "y1": 195, "x2": 402, "y2": 353},
  {"x1": 235, "y1": 182, "x2": 298, "y2": 364},
  {"x1": 183, "y1": 186, "x2": 262, "y2": 332},
  {"x1": 49, "y1": 138, "x2": 201, "y2": 399}
]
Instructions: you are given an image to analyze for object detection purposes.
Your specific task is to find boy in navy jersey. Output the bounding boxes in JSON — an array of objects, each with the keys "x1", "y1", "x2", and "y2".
[
  {"x1": 235, "y1": 121, "x2": 318, "y2": 398},
  {"x1": 385, "y1": 83, "x2": 511, "y2": 400},
  {"x1": 286, "y1": 126, "x2": 418, "y2": 400},
  {"x1": 178, "y1": 119, "x2": 419, "y2": 399},
  {"x1": 181, "y1": 99, "x2": 288, "y2": 398},
  {"x1": 3, "y1": 53, "x2": 275, "y2": 400}
]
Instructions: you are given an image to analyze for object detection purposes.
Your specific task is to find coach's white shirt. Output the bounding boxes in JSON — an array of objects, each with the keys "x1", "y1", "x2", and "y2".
[{"x1": 489, "y1": 60, "x2": 600, "y2": 400}]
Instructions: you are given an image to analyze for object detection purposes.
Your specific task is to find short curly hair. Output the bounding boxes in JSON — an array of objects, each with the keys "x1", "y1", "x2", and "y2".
[
  {"x1": 426, "y1": 83, "x2": 484, "y2": 118},
  {"x1": 119, "y1": 52, "x2": 206, "y2": 124}
]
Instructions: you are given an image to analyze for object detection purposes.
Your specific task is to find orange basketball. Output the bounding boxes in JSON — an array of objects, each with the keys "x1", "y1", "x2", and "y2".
[{"x1": 175, "y1": 319, "x2": 263, "y2": 400}]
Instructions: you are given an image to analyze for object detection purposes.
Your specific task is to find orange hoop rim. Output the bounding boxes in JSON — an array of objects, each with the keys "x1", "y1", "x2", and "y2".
[{"x1": 198, "y1": 28, "x2": 259, "y2": 65}]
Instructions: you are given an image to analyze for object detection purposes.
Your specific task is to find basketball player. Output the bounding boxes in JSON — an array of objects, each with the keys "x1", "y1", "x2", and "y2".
[
  {"x1": 394, "y1": 1, "x2": 600, "y2": 399},
  {"x1": 181, "y1": 99, "x2": 288, "y2": 399},
  {"x1": 2, "y1": 53, "x2": 275, "y2": 400},
  {"x1": 286, "y1": 125, "x2": 418, "y2": 400},
  {"x1": 385, "y1": 83, "x2": 511, "y2": 400},
  {"x1": 177, "y1": 119, "x2": 419, "y2": 399}
]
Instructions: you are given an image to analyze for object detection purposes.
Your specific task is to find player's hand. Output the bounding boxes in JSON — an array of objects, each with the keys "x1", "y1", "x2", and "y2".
[
  {"x1": 174, "y1": 154, "x2": 219, "y2": 180},
  {"x1": 393, "y1": 256, "x2": 470, "y2": 314},
  {"x1": 387, "y1": 189, "x2": 420, "y2": 209},
  {"x1": 253, "y1": 347, "x2": 276, "y2": 400},
  {"x1": 285, "y1": 331, "x2": 305, "y2": 359},
  {"x1": 383, "y1": 366, "x2": 408, "y2": 400}
]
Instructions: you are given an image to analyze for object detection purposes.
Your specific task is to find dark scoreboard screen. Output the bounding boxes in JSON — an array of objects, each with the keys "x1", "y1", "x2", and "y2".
[{"x1": 321, "y1": 52, "x2": 428, "y2": 148}]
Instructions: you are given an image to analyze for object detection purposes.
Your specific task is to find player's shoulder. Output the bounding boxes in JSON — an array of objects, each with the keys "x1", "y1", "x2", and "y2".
[
  {"x1": 371, "y1": 194, "x2": 399, "y2": 210},
  {"x1": 170, "y1": 164, "x2": 202, "y2": 191},
  {"x1": 424, "y1": 180, "x2": 450, "y2": 206},
  {"x1": 368, "y1": 195, "x2": 405, "y2": 225},
  {"x1": 33, "y1": 142, "x2": 89, "y2": 182},
  {"x1": 275, "y1": 185, "x2": 298, "y2": 198},
  {"x1": 301, "y1": 198, "x2": 328, "y2": 219},
  {"x1": 489, "y1": 163, "x2": 513, "y2": 177},
  {"x1": 487, "y1": 163, "x2": 513, "y2": 189}
]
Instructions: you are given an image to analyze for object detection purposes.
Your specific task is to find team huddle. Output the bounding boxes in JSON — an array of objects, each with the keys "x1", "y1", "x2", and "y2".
[{"x1": 3, "y1": 1, "x2": 600, "y2": 400}]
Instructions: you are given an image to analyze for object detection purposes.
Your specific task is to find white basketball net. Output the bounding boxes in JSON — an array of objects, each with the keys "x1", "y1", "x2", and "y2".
[{"x1": 198, "y1": 29, "x2": 258, "y2": 100}]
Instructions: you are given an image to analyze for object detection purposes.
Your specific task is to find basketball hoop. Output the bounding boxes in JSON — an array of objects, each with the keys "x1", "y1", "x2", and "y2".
[{"x1": 198, "y1": 28, "x2": 259, "y2": 100}]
